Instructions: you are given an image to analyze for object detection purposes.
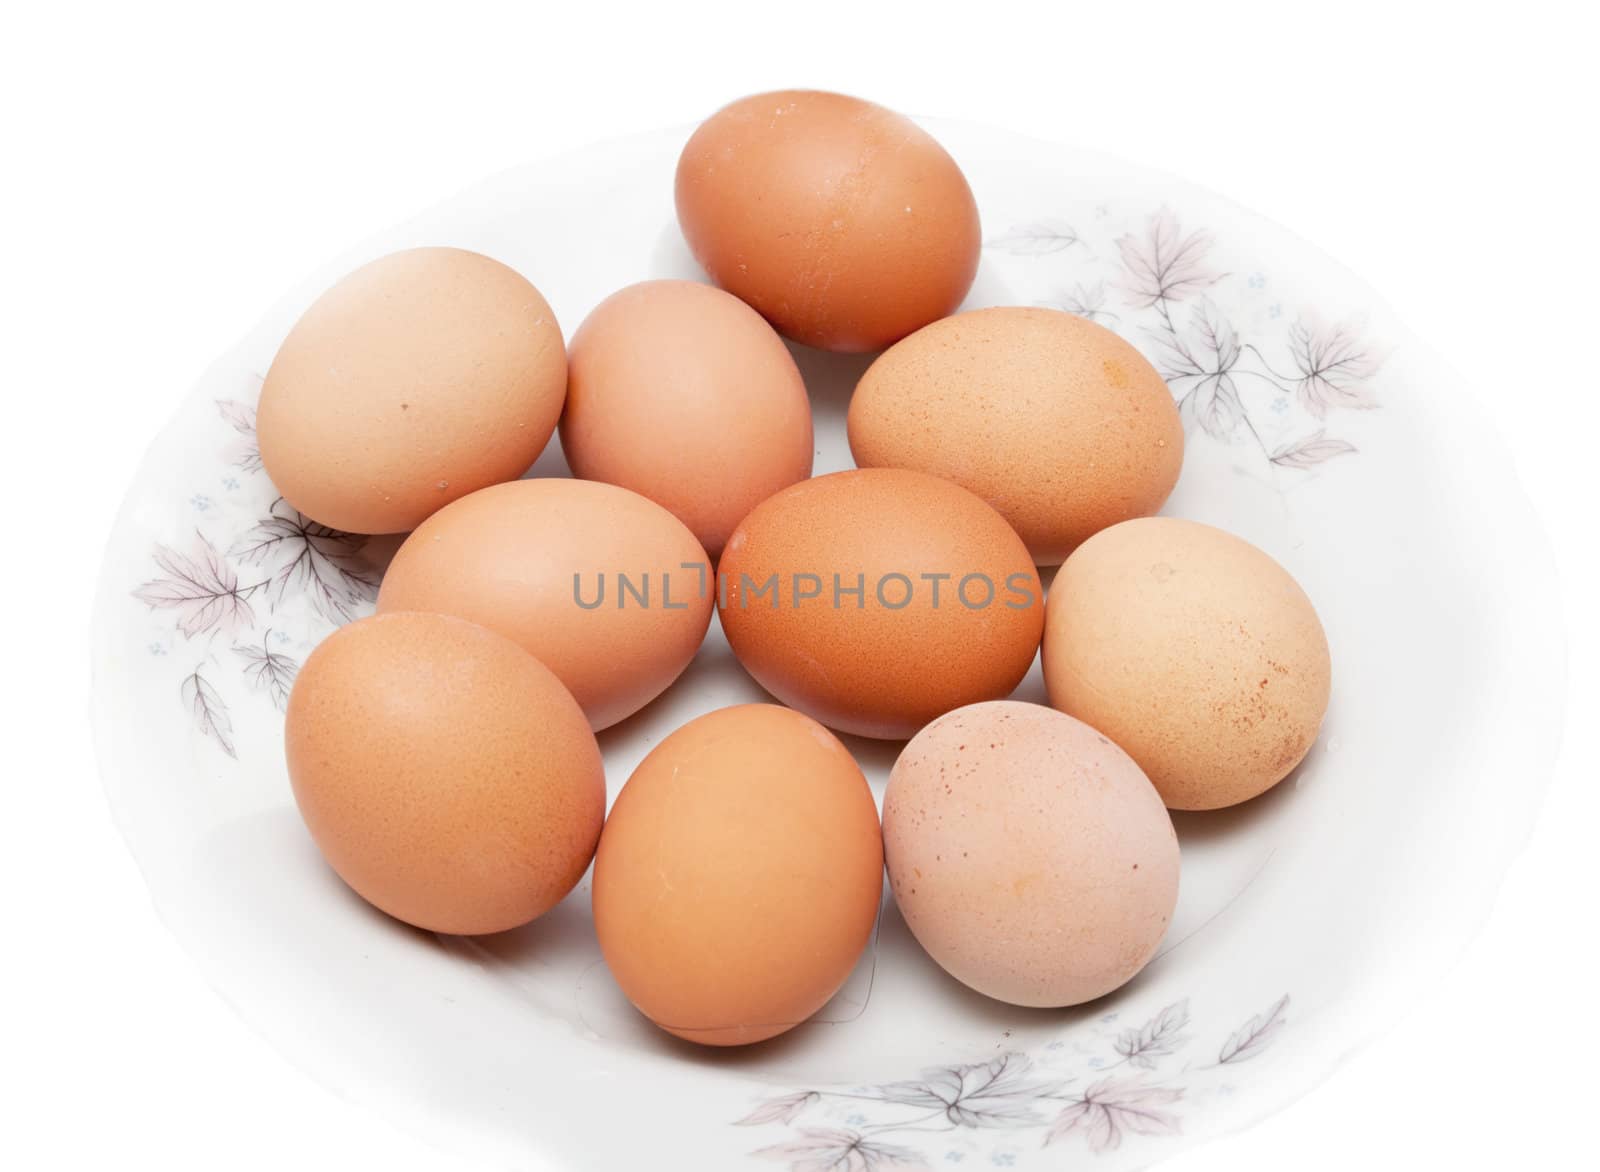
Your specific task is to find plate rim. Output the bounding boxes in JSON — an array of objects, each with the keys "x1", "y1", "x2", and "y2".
[{"x1": 88, "y1": 114, "x2": 1570, "y2": 1170}]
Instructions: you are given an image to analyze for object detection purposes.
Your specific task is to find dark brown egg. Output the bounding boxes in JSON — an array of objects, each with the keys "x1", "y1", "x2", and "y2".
[
  {"x1": 717, "y1": 469, "x2": 1043, "y2": 739},
  {"x1": 675, "y1": 90, "x2": 981, "y2": 353}
]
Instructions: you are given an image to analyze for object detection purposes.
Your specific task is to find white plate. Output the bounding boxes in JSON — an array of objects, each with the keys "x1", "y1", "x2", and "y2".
[{"x1": 91, "y1": 119, "x2": 1565, "y2": 1171}]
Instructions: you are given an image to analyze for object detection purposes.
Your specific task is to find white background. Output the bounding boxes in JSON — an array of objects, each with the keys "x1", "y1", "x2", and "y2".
[{"x1": 4, "y1": 2, "x2": 1595, "y2": 1168}]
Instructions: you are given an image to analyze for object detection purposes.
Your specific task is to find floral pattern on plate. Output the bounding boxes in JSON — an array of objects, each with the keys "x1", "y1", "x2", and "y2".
[
  {"x1": 130, "y1": 382, "x2": 387, "y2": 754},
  {"x1": 992, "y1": 206, "x2": 1382, "y2": 469},
  {"x1": 740, "y1": 995, "x2": 1290, "y2": 1169}
]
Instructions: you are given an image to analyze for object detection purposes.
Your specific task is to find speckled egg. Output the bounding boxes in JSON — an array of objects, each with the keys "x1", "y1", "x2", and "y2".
[
  {"x1": 285, "y1": 611, "x2": 605, "y2": 935},
  {"x1": 717, "y1": 469, "x2": 1044, "y2": 740},
  {"x1": 257, "y1": 247, "x2": 567, "y2": 534},
  {"x1": 592, "y1": 704, "x2": 884, "y2": 1046},
  {"x1": 883, "y1": 701, "x2": 1179, "y2": 1007},
  {"x1": 376, "y1": 478, "x2": 712, "y2": 731},
  {"x1": 562, "y1": 280, "x2": 812, "y2": 557},
  {"x1": 1043, "y1": 517, "x2": 1332, "y2": 810},
  {"x1": 675, "y1": 90, "x2": 981, "y2": 352},
  {"x1": 848, "y1": 307, "x2": 1184, "y2": 564}
]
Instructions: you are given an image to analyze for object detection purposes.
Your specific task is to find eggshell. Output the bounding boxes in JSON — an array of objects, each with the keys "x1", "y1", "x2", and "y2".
[
  {"x1": 883, "y1": 702, "x2": 1179, "y2": 1007},
  {"x1": 1042, "y1": 517, "x2": 1332, "y2": 810},
  {"x1": 592, "y1": 704, "x2": 883, "y2": 1046},
  {"x1": 257, "y1": 247, "x2": 567, "y2": 534},
  {"x1": 717, "y1": 469, "x2": 1044, "y2": 740},
  {"x1": 675, "y1": 90, "x2": 981, "y2": 352},
  {"x1": 849, "y1": 307, "x2": 1184, "y2": 564},
  {"x1": 285, "y1": 611, "x2": 604, "y2": 935},
  {"x1": 376, "y1": 478, "x2": 712, "y2": 731},
  {"x1": 561, "y1": 280, "x2": 812, "y2": 556}
]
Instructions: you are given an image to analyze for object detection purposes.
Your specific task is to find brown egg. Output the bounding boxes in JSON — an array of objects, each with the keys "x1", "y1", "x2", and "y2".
[
  {"x1": 717, "y1": 469, "x2": 1043, "y2": 739},
  {"x1": 285, "y1": 612, "x2": 604, "y2": 935},
  {"x1": 376, "y1": 479, "x2": 712, "y2": 731},
  {"x1": 885, "y1": 702, "x2": 1179, "y2": 1007},
  {"x1": 257, "y1": 247, "x2": 567, "y2": 534},
  {"x1": 849, "y1": 307, "x2": 1184, "y2": 565},
  {"x1": 561, "y1": 280, "x2": 812, "y2": 557},
  {"x1": 675, "y1": 90, "x2": 981, "y2": 352},
  {"x1": 592, "y1": 704, "x2": 883, "y2": 1046},
  {"x1": 1043, "y1": 518, "x2": 1332, "y2": 810}
]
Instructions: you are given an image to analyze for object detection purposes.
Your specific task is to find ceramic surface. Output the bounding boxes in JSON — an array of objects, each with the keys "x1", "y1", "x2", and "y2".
[{"x1": 90, "y1": 120, "x2": 1564, "y2": 1171}]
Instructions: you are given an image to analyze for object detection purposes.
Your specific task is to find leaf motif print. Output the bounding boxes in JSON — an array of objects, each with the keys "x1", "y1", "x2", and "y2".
[
  {"x1": 1218, "y1": 995, "x2": 1290, "y2": 1065},
  {"x1": 1288, "y1": 319, "x2": 1380, "y2": 418},
  {"x1": 987, "y1": 219, "x2": 1079, "y2": 255},
  {"x1": 133, "y1": 534, "x2": 258, "y2": 638},
  {"x1": 1114, "y1": 1000, "x2": 1191, "y2": 1069},
  {"x1": 181, "y1": 667, "x2": 236, "y2": 758},
  {"x1": 234, "y1": 633, "x2": 299, "y2": 712},
  {"x1": 754, "y1": 1128, "x2": 927, "y2": 1172},
  {"x1": 231, "y1": 498, "x2": 378, "y2": 624},
  {"x1": 737, "y1": 1091, "x2": 821, "y2": 1127},
  {"x1": 1044, "y1": 1079, "x2": 1183, "y2": 1153},
  {"x1": 1116, "y1": 208, "x2": 1220, "y2": 307},
  {"x1": 1269, "y1": 431, "x2": 1358, "y2": 468}
]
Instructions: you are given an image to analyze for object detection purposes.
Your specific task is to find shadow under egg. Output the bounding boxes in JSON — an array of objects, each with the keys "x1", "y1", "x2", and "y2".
[
  {"x1": 453, "y1": 879, "x2": 601, "y2": 970},
  {"x1": 1167, "y1": 746, "x2": 1309, "y2": 846}
]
